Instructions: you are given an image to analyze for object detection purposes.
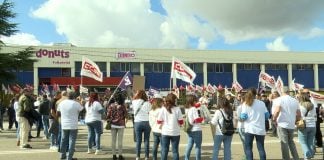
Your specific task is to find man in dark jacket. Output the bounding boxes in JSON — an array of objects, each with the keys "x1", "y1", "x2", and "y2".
[{"x1": 39, "y1": 94, "x2": 50, "y2": 139}]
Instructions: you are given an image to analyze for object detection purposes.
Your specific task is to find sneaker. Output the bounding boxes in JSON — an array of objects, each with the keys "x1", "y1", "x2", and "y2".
[
  {"x1": 21, "y1": 144, "x2": 32, "y2": 149},
  {"x1": 87, "y1": 148, "x2": 94, "y2": 154},
  {"x1": 95, "y1": 149, "x2": 105, "y2": 155}
]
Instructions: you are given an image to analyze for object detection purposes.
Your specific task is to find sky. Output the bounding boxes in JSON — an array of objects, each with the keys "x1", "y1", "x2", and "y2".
[{"x1": 2, "y1": 0, "x2": 324, "y2": 52}]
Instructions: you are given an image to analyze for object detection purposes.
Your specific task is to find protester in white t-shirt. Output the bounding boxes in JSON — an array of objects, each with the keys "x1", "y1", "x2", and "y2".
[
  {"x1": 157, "y1": 93, "x2": 183, "y2": 160},
  {"x1": 240, "y1": 88, "x2": 269, "y2": 160},
  {"x1": 210, "y1": 97, "x2": 234, "y2": 160},
  {"x1": 132, "y1": 90, "x2": 151, "y2": 160},
  {"x1": 236, "y1": 93, "x2": 246, "y2": 159},
  {"x1": 84, "y1": 92, "x2": 104, "y2": 155},
  {"x1": 297, "y1": 93, "x2": 316, "y2": 159},
  {"x1": 148, "y1": 93, "x2": 163, "y2": 160},
  {"x1": 183, "y1": 94, "x2": 203, "y2": 160},
  {"x1": 272, "y1": 87, "x2": 301, "y2": 160},
  {"x1": 57, "y1": 91, "x2": 83, "y2": 160}
]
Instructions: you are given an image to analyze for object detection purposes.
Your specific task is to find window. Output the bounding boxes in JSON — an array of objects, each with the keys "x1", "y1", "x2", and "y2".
[
  {"x1": 75, "y1": 62, "x2": 82, "y2": 72},
  {"x1": 237, "y1": 64, "x2": 260, "y2": 70},
  {"x1": 61, "y1": 68, "x2": 71, "y2": 77},
  {"x1": 110, "y1": 62, "x2": 140, "y2": 72},
  {"x1": 265, "y1": 64, "x2": 287, "y2": 70},
  {"x1": 292, "y1": 64, "x2": 313, "y2": 70},
  {"x1": 207, "y1": 63, "x2": 232, "y2": 73},
  {"x1": 144, "y1": 63, "x2": 171, "y2": 73},
  {"x1": 187, "y1": 63, "x2": 203, "y2": 73},
  {"x1": 318, "y1": 64, "x2": 324, "y2": 70}
]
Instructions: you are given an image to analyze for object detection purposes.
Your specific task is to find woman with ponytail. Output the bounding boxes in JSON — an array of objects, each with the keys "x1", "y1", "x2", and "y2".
[{"x1": 157, "y1": 93, "x2": 183, "y2": 160}]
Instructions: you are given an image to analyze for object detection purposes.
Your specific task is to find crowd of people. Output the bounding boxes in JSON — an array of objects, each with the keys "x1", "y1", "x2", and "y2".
[{"x1": 0, "y1": 86, "x2": 324, "y2": 160}]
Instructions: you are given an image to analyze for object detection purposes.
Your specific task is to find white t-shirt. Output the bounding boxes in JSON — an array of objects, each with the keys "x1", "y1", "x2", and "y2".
[
  {"x1": 300, "y1": 104, "x2": 317, "y2": 128},
  {"x1": 14, "y1": 101, "x2": 19, "y2": 119},
  {"x1": 210, "y1": 109, "x2": 231, "y2": 135},
  {"x1": 186, "y1": 107, "x2": 202, "y2": 132},
  {"x1": 236, "y1": 104, "x2": 244, "y2": 129},
  {"x1": 242, "y1": 99, "x2": 268, "y2": 135},
  {"x1": 57, "y1": 99, "x2": 83, "y2": 130},
  {"x1": 132, "y1": 99, "x2": 151, "y2": 122},
  {"x1": 85, "y1": 101, "x2": 103, "y2": 123},
  {"x1": 275, "y1": 95, "x2": 300, "y2": 129},
  {"x1": 149, "y1": 108, "x2": 162, "y2": 133},
  {"x1": 157, "y1": 106, "x2": 183, "y2": 136}
]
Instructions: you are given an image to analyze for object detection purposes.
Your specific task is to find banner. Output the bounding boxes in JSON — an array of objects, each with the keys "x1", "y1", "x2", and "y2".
[
  {"x1": 259, "y1": 71, "x2": 276, "y2": 89},
  {"x1": 148, "y1": 86, "x2": 160, "y2": 97},
  {"x1": 310, "y1": 91, "x2": 324, "y2": 103},
  {"x1": 80, "y1": 56, "x2": 103, "y2": 82},
  {"x1": 291, "y1": 79, "x2": 304, "y2": 91},
  {"x1": 171, "y1": 57, "x2": 196, "y2": 84},
  {"x1": 119, "y1": 71, "x2": 133, "y2": 91},
  {"x1": 276, "y1": 76, "x2": 284, "y2": 95},
  {"x1": 207, "y1": 83, "x2": 216, "y2": 93},
  {"x1": 80, "y1": 85, "x2": 88, "y2": 94},
  {"x1": 232, "y1": 81, "x2": 243, "y2": 93}
]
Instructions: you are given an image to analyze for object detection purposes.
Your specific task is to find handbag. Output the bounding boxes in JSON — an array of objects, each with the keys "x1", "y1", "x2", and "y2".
[
  {"x1": 105, "y1": 120, "x2": 111, "y2": 130},
  {"x1": 183, "y1": 114, "x2": 193, "y2": 133},
  {"x1": 296, "y1": 109, "x2": 310, "y2": 130}
]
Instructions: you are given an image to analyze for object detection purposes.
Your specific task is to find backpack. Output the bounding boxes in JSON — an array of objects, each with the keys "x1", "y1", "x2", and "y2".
[
  {"x1": 217, "y1": 110, "x2": 234, "y2": 136},
  {"x1": 183, "y1": 114, "x2": 193, "y2": 133}
]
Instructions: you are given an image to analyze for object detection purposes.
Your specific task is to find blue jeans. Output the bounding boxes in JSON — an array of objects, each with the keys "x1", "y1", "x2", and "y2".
[
  {"x1": 212, "y1": 135, "x2": 232, "y2": 160},
  {"x1": 152, "y1": 132, "x2": 161, "y2": 160},
  {"x1": 42, "y1": 115, "x2": 49, "y2": 138},
  {"x1": 60, "y1": 129, "x2": 78, "y2": 160},
  {"x1": 134, "y1": 121, "x2": 151, "y2": 158},
  {"x1": 16, "y1": 123, "x2": 20, "y2": 140},
  {"x1": 86, "y1": 121, "x2": 102, "y2": 150},
  {"x1": 161, "y1": 135, "x2": 180, "y2": 160},
  {"x1": 244, "y1": 133, "x2": 266, "y2": 160},
  {"x1": 277, "y1": 127, "x2": 299, "y2": 160},
  {"x1": 238, "y1": 128, "x2": 247, "y2": 157},
  {"x1": 298, "y1": 127, "x2": 316, "y2": 159},
  {"x1": 184, "y1": 131, "x2": 202, "y2": 160}
]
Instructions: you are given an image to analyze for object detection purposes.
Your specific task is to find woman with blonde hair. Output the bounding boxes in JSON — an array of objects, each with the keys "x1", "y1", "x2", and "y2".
[
  {"x1": 297, "y1": 92, "x2": 316, "y2": 159},
  {"x1": 241, "y1": 88, "x2": 269, "y2": 160},
  {"x1": 157, "y1": 93, "x2": 183, "y2": 160},
  {"x1": 184, "y1": 94, "x2": 203, "y2": 160},
  {"x1": 132, "y1": 90, "x2": 152, "y2": 160},
  {"x1": 149, "y1": 93, "x2": 163, "y2": 160}
]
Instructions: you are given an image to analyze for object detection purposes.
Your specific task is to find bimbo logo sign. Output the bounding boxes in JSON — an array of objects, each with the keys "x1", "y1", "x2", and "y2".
[
  {"x1": 116, "y1": 51, "x2": 136, "y2": 59},
  {"x1": 36, "y1": 49, "x2": 70, "y2": 58}
]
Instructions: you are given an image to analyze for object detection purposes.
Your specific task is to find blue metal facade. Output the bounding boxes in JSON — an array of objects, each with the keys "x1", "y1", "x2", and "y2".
[
  {"x1": 237, "y1": 70, "x2": 260, "y2": 88},
  {"x1": 293, "y1": 70, "x2": 314, "y2": 88},
  {"x1": 207, "y1": 73, "x2": 233, "y2": 87}
]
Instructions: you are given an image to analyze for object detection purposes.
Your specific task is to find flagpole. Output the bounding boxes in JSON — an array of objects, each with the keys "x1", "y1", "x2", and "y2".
[{"x1": 107, "y1": 71, "x2": 130, "y2": 104}]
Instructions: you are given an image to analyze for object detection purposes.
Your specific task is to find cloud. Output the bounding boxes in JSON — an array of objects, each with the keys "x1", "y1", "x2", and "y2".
[
  {"x1": 300, "y1": 27, "x2": 324, "y2": 39},
  {"x1": 31, "y1": 0, "x2": 324, "y2": 48},
  {"x1": 266, "y1": 37, "x2": 290, "y2": 51},
  {"x1": 1, "y1": 33, "x2": 42, "y2": 46}
]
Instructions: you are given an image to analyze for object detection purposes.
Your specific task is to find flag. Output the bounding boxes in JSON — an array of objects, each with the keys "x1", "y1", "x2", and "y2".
[
  {"x1": 12, "y1": 84, "x2": 22, "y2": 94},
  {"x1": 118, "y1": 71, "x2": 133, "y2": 91},
  {"x1": 148, "y1": 86, "x2": 160, "y2": 97},
  {"x1": 291, "y1": 79, "x2": 304, "y2": 91},
  {"x1": 80, "y1": 85, "x2": 88, "y2": 94},
  {"x1": 173, "y1": 87, "x2": 180, "y2": 99},
  {"x1": 232, "y1": 81, "x2": 243, "y2": 93},
  {"x1": 276, "y1": 76, "x2": 284, "y2": 95},
  {"x1": 80, "y1": 56, "x2": 103, "y2": 82},
  {"x1": 195, "y1": 85, "x2": 203, "y2": 93},
  {"x1": 186, "y1": 84, "x2": 195, "y2": 92},
  {"x1": 7, "y1": 85, "x2": 13, "y2": 95},
  {"x1": 257, "y1": 82, "x2": 266, "y2": 94},
  {"x1": 309, "y1": 91, "x2": 324, "y2": 103},
  {"x1": 207, "y1": 83, "x2": 216, "y2": 93},
  {"x1": 2, "y1": 84, "x2": 8, "y2": 94},
  {"x1": 259, "y1": 71, "x2": 276, "y2": 89},
  {"x1": 171, "y1": 57, "x2": 196, "y2": 84}
]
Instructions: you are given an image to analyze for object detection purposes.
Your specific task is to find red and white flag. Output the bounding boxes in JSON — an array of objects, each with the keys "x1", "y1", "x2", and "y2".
[
  {"x1": 207, "y1": 83, "x2": 216, "y2": 93},
  {"x1": 259, "y1": 71, "x2": 276, "y2": 89},
  {"x1": 276, "y1": 76, "x2": 284, "y2": 95},
  {"x1": 195, "y1": 85, "x2": 203, "y2": 93},
  {"x1": 186, "y1": 84, "x2": 195, "y2": 92},
  {"x1": 290, "y1": 79, "x2": 304, "y2": 91},
  {"x1": 81, "y1": 56, "x2": 103, "y2": 82},
  {"x1": 310, "y1": 91, "x2": 324, "y2": 103},
  {"x1": 171, "y1": 57, "x2": 196, "y2": 84},
  {"x1": 232, "y1": 81, "x2": 243, "y2": 93}
]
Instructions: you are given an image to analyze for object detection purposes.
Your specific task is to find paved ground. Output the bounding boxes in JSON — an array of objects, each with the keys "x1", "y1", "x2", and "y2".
[{"x1": 0, "y1": 121, "x2": 323, "y2": 160}]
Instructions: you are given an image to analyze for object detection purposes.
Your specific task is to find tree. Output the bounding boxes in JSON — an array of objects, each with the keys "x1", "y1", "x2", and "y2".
[{"x1": 0, "y1": 0, "x2": 37, "y2": 83}]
